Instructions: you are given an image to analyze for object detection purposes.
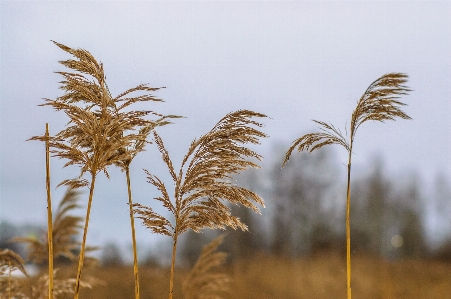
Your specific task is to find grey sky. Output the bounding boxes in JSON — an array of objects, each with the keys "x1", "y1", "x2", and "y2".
[{"x1": 1, "y1": 1, "x2": 450, "y2": 250}]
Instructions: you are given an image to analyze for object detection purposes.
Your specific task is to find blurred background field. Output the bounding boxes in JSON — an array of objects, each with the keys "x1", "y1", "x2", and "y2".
[
  {"x1": 3, "y1": 147, "x2": 451, "y2": 298},
  {"x1": 1, "y1": 2, "x2": 450, "y2": 298},
  {"x1": 16, "y1": 252, "x2": 451, "y2": 299}
]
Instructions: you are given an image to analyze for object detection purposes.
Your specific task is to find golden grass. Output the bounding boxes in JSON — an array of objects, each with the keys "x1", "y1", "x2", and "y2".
[
  {"x1": 9, "y1": 189, "x2": 99, "y2": 298},
  {"x1": 231, "y1": 253, "x2": 451, "y2": 299},
  {"x1": 13, "y1": 189, "x2": 85, "y2": 264},
  {"x1": 15, "y1": 253, "x2": 449, "y2": 299},
  {"x1": 283, "y1": 73, "x2": 411, "y2": 299},
  {"x1": 0, "y1": 249, "x2": 28, "y2": 298},
  {"x1": 4, "y1": 41, "x2": 422, "y2": 299},
  {"x1": 133, "y1": 110, "x2": 268, "y2": 299},
  {"x1": 29, "y1": 41, "x2": 178, "y2": 299},
  {"x1": 182, "y1": 234, "x2": 230, "y2": 299}
]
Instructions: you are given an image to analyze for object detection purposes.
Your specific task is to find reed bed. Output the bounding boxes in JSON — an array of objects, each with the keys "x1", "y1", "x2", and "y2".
[{"x1": 0, "y1": 42, "x2": 421, "y2": 299}]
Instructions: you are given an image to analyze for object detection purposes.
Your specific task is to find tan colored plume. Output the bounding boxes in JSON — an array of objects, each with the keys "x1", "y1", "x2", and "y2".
[
  {"x1": 133, "y1": 109, "x2": 268, "y2": 299},
  {"x1": 182, "y1": 234, "x2": 230, "y2": 299},
  {"x1": 283, "y1": 73, "x2": 411, "y2": 299}
]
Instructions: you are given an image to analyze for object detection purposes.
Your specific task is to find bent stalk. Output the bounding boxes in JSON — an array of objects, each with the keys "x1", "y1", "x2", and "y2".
[{"x1": 282, "y1": 73, "x2": 411, "y2": 299}]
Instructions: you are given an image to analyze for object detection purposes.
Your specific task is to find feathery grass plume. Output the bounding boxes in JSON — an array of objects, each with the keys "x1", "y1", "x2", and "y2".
[
  {"x1": 182, "y1": 234, "x2": 230, "y2": 299},
  {"x1": 12, "y1": 189, "x2": 100, "y2": 298},
  {"x1": 29, "y1": 41, "x2": 173, "y2": 299},
  {"x1": 0, "y1": 249, "x2": 28, "y2": 299},
  {"x1": 133, "y1": 110, "x2": 267, "y2": 299},
  {"x1": 283, "y1": 73, "x2": 411, "y2": 299},
  {"x1": 13, "y1": 189, "x2": 85, "y2": 264}
]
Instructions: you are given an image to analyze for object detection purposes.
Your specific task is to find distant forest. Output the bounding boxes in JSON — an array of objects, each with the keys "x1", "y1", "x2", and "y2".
[
  {"x1": 178, "y1": 146, "x2": 451, "y2": 266},
  {"x1": 2, "y1": 146, "x2": 450, "y2": 267}
]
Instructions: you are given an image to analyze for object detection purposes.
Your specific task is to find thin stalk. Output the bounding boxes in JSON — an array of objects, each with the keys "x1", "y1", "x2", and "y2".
[
  {"x1": 74, "y1": 174, "x2": 96, "y2": 299},
  {"x1": 168, "y1": 185, "x2": 181, "y2": 299},
  {"x1": 45, "y1": 123, "x2": 54, "y2": 299},
  {"x1": 126, "y1": 167, "x2": 140, "y2": 299},
  {"x1": 346, "y1": 147, "x2": 352, "y2": 299},
  {"x1": 168, "y1": 235, "x2": 178, "y2": 299}
]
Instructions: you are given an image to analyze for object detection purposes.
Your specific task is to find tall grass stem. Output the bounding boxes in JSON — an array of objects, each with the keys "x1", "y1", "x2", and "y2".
[
  {"x1": 45, "y1": 123, "x2": 54, "y2": 299},
  {"x1": 74, "y1": 175, "x2": 96, "y2": 299},
  {"x1": 282, "y1": 73, "x2": 411, "y2": 299},
  {"x1": 346, "y1": 149, "x2": 352, "y2": 299},
  {"x1": 126, "y1": 167, "x2": 140, "y2": 299},
  {"x1": 168, "y1": 237, "x2": 178, "y2": 299}
]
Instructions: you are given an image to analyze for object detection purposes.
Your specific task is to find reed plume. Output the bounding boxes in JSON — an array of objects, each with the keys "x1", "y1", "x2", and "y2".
[
  {"x1": 13, "y1": 189, "x2": 99, "y2": 297},
  {"x1": 182, "y1": 234, "x2": 230, "y2": 299},
  {"x1": 107, "y1": 80, "x2": 180, "y2": 299},
  {"x1": 13, "y1": 189, "x2": 86, "y2": 264},
  {"x1": 133, "y1": 109, "x2": 267, "y2": 299},
  {"x1": 30, "y1": 41, "x2": 173, "y2": 298},
  {"x1": 0, "y1": 249, "x2": 28, "y2": 298},
  {"x1": 283, "y1": 73, "x2": 411, "y2": 299}
]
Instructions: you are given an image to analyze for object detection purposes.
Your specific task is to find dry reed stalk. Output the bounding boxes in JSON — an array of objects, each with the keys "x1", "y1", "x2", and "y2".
[
  {"x1": 30, "y1": 41, "x2": 174, "y2": 299},
  {"x1": 115, "y1": 119, "x2": 180, "y2": 299},
  {"x1": 45, "y1": 123, "x2": 54, "y2": 299},
  {"x1": 283, "y1": 73, "x2": 411, "y2": 299},
  {"x1": 133, "y1": 110, "x2": 267, "y2": 299},
  {"x1": 125, "y1": 167, "x2": 139, "y2": 299}
]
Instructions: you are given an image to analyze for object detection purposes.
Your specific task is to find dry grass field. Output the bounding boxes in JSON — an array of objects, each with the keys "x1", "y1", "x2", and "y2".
[
  {"x1": 19, "y1": 252, "x2": 448, "y2": 299},
  {"x1": 230, "y1": 253, "x2": 451, "y2": 299}
]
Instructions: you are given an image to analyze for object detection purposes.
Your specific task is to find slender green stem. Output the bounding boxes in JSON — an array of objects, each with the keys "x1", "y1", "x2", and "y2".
[
  {"x1": 126, "y1": 167, "x2": 140, "y2": 299},
  {"x1": 45, "y1": 123, "x2": 54, "y2": 299},
  {"x1": 168, "y1": 235, "x2": 178, "y2": 299},
  {"x1": 346, "y1": 148, "x2": 352, "y2": 299},
  {"x1": 74, "y1": 174, "x2": 96, "y2": 299}
]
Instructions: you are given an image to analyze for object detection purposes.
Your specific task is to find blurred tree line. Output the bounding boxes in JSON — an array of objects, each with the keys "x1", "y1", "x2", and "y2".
[
  {"x1": 1, "y1": 145, "x2": 450, "y2": 266},
  {"x1": 179, "y1": 144, "x2": 451, "y2": 265}
]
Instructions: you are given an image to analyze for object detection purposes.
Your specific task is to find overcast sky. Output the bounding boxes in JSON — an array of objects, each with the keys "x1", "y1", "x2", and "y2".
[{"x1": 1, "y1": 1, "x2": 450, "y2": 252}]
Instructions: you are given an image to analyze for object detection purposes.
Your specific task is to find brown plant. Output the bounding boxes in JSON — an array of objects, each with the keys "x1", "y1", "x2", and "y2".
[
  {"x1": 114, "y1": 117, "x2": 181, "y2": 299},
  {"x1": 182, "y1": 234, "x2": 230, "y2": 299},
  {"x1": 12, "y1": 189, "x2": 99, "y2": 299},
  {"x1": 13, "y1": 189, "x2": 88, "y2": 264},
  {"x1": 283, "y1": 73, "x2": 411, "y2": 299},
  {"x1": 30, "y1": 269, "x2": 101, "y2": 299},
  {"x1": 30, "y1": 41, "x2": 173, "y2": 299},
  {"x1": 133, "y1": 109, "x2": 267, "y2": 299}
]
